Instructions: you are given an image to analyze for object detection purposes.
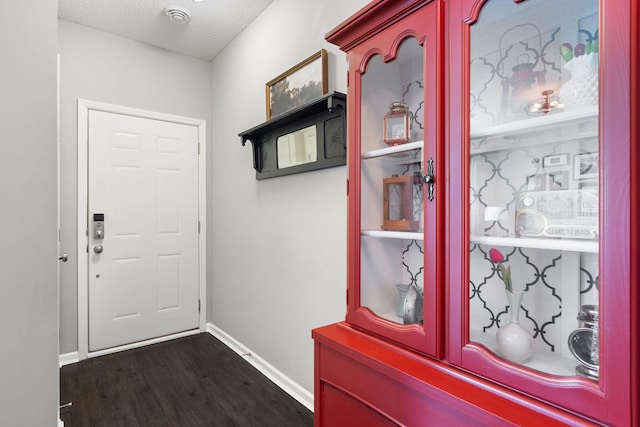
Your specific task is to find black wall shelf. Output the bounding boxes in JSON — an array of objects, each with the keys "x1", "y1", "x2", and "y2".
[{"x1": 239, "y1": 92, "x2": 346, "y2": 180}]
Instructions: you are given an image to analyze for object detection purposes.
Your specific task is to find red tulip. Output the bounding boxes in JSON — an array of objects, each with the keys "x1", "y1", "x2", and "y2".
[
  {"x1": 489, "y1": 248, "x2": 505, "y2": 263},
  {"x1": 489, "y1": 248, "x2": 512, "y2": 292}
]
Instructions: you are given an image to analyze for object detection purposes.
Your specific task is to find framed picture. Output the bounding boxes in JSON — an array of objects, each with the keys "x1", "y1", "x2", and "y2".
[
  {"x1": 547, "y1": 171, "x2": 569, "y2": 190},
  {"x1": 526, "y1": 174, "x2": 546, "y2": 191},
  {"x1": 574, "y1": 152, "x2": 598, "y2": 180},
  {"x1": 543, "y1": 153, "x2": 569, "y2": 168},
  {"x1": 266, "y1": 49, "x2": 328, "y2": 120}
]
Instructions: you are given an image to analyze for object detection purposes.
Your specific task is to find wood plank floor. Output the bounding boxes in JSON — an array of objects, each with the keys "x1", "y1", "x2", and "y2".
[{"x1": 60, "y1": 333, "x2": 314, "y2": 427}]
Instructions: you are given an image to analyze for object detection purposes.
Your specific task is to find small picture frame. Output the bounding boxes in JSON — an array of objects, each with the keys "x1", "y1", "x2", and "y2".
[
  {"x1": 543, "y1": 153, "x2": 569, "y2": 168},
  {"x1": 547, "y1": 171, "x2": 569, "y2": 190},
  {"x1": 574, "y1": 153, "x2": 598, "y2": 180},
  {"x1": 265, "y1": 49, "x2": 328, "y2": 120},
  {"x1": 526, "y1": 174, "x2": 546, "y2": 191}
]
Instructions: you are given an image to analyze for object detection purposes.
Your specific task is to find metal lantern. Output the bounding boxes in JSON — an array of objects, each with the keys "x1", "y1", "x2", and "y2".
[
  {"x1": 382, "y1": 174, "x2": 421, "y2": 231},
  {"x1": 383, "y1": 102, "x2": 411, "y2": 146},
  {"x1": 498, "y1": 24, "x2": 547, "y2": 120}
]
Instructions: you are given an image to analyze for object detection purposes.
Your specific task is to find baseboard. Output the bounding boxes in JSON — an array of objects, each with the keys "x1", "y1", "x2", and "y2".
[
  {"x1": 59, "y1": 351, "x2": 79, "y2": 367},
  {"x1": 86, "y1": 329, "x2": 201, "y2": 359},
  {"x1": 206, "y1": 323, "x2": 314, "y2": 412},
  {"x1": 58, "y1": 329, "x2": 201, "y2": 367}
]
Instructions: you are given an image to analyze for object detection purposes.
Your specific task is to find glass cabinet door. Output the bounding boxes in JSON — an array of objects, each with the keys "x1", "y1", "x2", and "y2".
[
  {"x1": 346, "y1": 4, "x2": 440, "y2": 355},
  {"x1": 360, "y1": 37, "x2": 425, "y2": 325},
  {"x1": 467, "y1": 0, "x2": 600, "y2": 379},
  {"x1": 448, "y1": 0, "x2": 633, "y2": 423}
]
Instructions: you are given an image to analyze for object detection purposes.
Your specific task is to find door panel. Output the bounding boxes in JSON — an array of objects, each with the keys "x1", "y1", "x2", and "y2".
[{"x1": 88, "y1": 110, "x2": 199, "y2": 352}]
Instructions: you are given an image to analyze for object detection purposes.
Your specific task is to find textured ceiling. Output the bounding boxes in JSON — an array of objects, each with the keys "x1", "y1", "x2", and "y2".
[{"x1": 58, "y1": 0, "x2": 274, "y2": 61}]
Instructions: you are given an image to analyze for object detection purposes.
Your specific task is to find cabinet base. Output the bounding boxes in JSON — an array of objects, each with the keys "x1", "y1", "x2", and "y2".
[{"x1": 313, "y1": 323, "x2": 598, "y2": 427}]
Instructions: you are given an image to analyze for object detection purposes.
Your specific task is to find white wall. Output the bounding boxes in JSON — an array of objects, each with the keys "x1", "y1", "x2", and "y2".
[
  {"x1": 0, "y1": 2, "x2": 59, "y2": 425},
  {"x1": 209, "y1": 0, "x2": 369, "y2": 394},
  {"x1": 57, "y1": 20, "x2": 211, "y2": 354}
]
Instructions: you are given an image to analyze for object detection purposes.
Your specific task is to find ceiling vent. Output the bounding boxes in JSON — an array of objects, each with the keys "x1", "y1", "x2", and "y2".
[{"x1": 164, "y1": 5, "x2": 192, "y2": 24}]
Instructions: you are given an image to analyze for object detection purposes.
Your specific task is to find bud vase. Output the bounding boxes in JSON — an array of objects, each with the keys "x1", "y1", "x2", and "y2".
[{"x1": 496, "y1": 290, "x2": 533, "y2": 363}]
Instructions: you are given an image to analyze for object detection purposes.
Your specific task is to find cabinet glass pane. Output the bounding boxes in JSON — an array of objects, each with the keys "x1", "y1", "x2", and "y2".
[
  {"x1": 360, "y1": 38, "x2": 425, "y2": 325},
  {"x1": 468, "y1": 0, "x2": 599, "y2": 380}
]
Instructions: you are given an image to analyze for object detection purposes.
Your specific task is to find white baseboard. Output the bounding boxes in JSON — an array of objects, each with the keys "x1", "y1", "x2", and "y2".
[
  {"x1": 58, "y1": 329, "x2": 201, "y2": 367},
  {"x1": 59, "y1": 351, "x2": 79, "y2": 367},
  {"x1": 87, "y1": 329, "x2": 200, "y2": 359},
  {"x1": 206, "y1": 323, "x2": 314, "y2": 412}
]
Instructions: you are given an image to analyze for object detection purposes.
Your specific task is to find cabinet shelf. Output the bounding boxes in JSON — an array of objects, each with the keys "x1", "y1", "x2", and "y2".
[
  {"x1": 361, "y1": 229, "x2": 423, "y2": 241},
  {"x1": 470, "y1": 107, "x2": 598, "y2": 155},
  {"x1": 470, "y1": 107, "x2": 598, "y2": 140},
  {"x1": 470, "y1": 235, "x2": 598, "y2": 253},
  {"x1": 362, "y1": 140, "x2": 423, "y2": 159}
]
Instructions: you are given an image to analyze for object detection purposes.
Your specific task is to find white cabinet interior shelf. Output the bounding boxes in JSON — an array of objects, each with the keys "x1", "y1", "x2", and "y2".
[
  {"x1": 470, "y1": 235, "x2": 598, "y2": 253},
  {"x1": 470, "y1": 107, "x2": 598, "y2": 155},
  {"x1": 362, "y1": 140, "x2": 423, "y2": 159},
  {"x1": 361, "y1": 230, "x2": 423, "y2": 241}
]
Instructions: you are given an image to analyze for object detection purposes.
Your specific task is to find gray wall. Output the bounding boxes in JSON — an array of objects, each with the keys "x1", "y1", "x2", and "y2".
[
  {"x1": 58, "y1": 0, "x2": 369, "y2": 400},
  {"x1": 0, "y1": 2, "x2": 59, "y2": 425},
  {"x1": 57, "y1": 20, "x2": 212, "y2": 354},
  {"x1": 209, "y1": 0, "x2": 368, "y2": 393}
]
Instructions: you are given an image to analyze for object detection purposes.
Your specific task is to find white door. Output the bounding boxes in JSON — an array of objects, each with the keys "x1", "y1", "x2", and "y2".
[{"x1": 88, "y1": 110, "x2": 200, "y2": 352}]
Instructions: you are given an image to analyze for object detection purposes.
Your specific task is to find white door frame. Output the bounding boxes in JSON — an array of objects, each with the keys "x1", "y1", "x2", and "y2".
[{"x1": 77, "y1": 99, "x2": 207, "y2": 360}]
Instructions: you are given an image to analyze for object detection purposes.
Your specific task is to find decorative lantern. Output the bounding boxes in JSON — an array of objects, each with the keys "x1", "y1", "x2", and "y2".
[
  {"x1": 382, "y1": 174, "x2": 421, "y2": 231},
  {"x1": 383, "y1": 102, "x2": 411, "y2": 146},
  {"x1": 500, "y1": 59, "x2": 547, "y2": 119},
  {"x1": 498, "y1": 24, "x2": 547, "y2": 120}
]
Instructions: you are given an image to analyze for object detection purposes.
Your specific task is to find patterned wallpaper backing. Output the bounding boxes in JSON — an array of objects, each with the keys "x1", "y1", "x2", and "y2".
[{"x1": 468, "y1": 10, "x2": 600, "y2": 357}]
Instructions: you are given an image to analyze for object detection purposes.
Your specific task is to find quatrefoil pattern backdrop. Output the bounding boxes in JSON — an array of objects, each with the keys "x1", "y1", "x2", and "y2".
[{"x1": 468, "y1": 12, "x2": 599, "y2": 355}]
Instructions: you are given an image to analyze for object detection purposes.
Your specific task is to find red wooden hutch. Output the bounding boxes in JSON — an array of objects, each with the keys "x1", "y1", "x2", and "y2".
[{"x1": 313, "y1": 0, "x2": 639, "y2": 425}]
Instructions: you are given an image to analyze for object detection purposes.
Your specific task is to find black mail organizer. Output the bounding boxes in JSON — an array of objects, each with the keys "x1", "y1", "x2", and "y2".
[{"x1": 239, "y1": 92, "x2": 346, "y2": 180}]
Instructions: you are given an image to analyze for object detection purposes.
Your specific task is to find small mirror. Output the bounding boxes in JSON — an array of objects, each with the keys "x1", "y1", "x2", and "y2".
[{"x1": 277, "y1": 125, "x2": 318, "y2": 169}]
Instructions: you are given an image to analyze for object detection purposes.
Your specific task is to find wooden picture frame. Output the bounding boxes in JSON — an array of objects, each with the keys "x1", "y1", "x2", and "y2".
[{"x1": 266, "y1": 49, "x2": 328, "y2": 120}]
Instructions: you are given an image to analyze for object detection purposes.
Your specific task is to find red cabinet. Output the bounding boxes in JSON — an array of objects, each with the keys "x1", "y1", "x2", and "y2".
[{"x1": 313, "y1": 0, "x2": 639, "y2": 425}]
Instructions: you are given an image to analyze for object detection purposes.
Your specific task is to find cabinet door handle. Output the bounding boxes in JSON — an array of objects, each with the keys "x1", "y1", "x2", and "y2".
[{"x1": 423, "y1": 157, "x2": 435, "y2": 202}]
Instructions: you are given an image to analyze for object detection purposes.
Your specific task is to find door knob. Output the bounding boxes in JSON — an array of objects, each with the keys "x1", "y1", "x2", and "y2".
[
  {"x1": 59, "y1": 253, "x2": 69, "y2": 262},
  {"x1": 93, "y1": 245, "x2": 104, "y2": 254}
]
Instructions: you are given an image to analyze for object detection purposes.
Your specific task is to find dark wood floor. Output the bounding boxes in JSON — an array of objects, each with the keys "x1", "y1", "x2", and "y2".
[{"x1": 60, "y1": 333, "x2": 314, "y2": 427}]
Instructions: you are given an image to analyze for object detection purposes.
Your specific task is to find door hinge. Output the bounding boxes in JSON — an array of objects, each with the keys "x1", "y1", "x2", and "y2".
[
  {"x1": 198, "y1": 143, "x2": 201, "y2": 155},
  {"x1": 198, "y1": 221, "x2": 201, "y2": 234},
  {"x1": 198, "y1": 300, "x2": 201, "y2": 313}
]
